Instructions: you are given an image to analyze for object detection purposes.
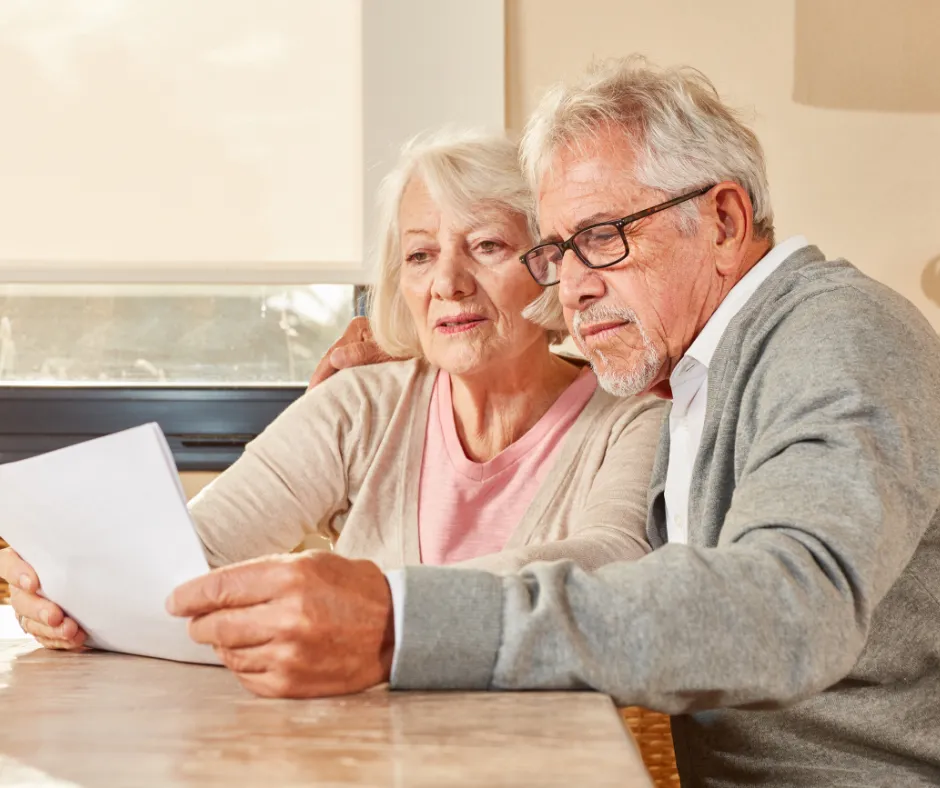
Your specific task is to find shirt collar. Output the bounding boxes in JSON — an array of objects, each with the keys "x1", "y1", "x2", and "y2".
[{"x1": 680, "y1": 235, "x2": 809, "y2": 376}]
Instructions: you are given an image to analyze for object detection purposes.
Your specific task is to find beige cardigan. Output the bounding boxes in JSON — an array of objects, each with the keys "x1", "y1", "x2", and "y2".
[{"x1": 189, "y1": 359, "x2": 664, "y2": 574}]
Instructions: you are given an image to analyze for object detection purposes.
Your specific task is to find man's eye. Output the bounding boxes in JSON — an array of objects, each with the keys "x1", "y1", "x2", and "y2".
[{"x1": 477, "y1": 240, "x2": 502, "y2": 254}]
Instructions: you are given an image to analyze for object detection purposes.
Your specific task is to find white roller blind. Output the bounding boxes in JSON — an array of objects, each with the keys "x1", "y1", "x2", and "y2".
[{"x1": 0, "y1": 0, "x2": 505, "y2": 284}]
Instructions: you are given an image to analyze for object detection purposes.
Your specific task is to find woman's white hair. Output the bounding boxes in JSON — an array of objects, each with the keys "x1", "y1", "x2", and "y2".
[
  {"x1": 369, "y1": 128, "x2": 566, "y2": 359},
  {"x1": 521, "y1": 55, "x2": 775, "y2": 241}
]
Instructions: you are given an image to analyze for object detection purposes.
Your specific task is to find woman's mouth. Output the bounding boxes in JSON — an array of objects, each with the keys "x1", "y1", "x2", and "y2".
[{"x1": 434, "y1": 315, "x2": 487, "y2": 334}]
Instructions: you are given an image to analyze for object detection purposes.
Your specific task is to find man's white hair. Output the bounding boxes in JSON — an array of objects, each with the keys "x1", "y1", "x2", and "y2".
[
  {"x1": 520, "y1": 55, "x2": 775, "y2": 241},
  {"x1": 369, "y1": 128, "x2": 566, "y2": 358}
]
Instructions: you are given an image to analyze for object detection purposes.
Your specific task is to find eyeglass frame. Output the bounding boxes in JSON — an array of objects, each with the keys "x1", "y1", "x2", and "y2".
[{"x1": 519, "y1": 183, "x2": 716, "y2": 286}]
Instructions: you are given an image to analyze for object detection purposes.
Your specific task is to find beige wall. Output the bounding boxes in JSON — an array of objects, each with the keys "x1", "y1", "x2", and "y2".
[
  {"x1": 506, "y1": 0, "x2": 940, "y2": 330},
  {"x1": 179, "y1": 471, "x2": 218, "y2": 502},
  {"x1": 182, "y1": 2, "x2": 938, "y2": 490}
]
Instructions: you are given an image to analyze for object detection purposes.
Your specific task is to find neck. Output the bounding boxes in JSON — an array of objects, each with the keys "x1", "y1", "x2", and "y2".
[
  {"x1": 696, "y1": 240, "x2": 771, "y2": 335},
  {"x1": 650, "y1": 237, "x2": 773, "y2": 401},
  {"x1": 449, "y1": 342, "x2": 581, "y2": 463}
]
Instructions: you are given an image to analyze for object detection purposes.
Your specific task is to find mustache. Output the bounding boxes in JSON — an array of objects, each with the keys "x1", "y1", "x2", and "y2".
[{"x1": 572, "y1": 304, "x2": 639, "y2": 341}]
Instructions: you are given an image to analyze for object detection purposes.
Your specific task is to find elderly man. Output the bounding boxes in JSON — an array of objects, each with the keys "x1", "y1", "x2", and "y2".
[{"x1": 168, "y1": 58, "x2": 940, "y2": 786}]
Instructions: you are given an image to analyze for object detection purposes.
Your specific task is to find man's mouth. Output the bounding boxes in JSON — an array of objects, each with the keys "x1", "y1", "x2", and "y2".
[{"x1": 577, "y1": 320, "x2": 631, "y2": 343}]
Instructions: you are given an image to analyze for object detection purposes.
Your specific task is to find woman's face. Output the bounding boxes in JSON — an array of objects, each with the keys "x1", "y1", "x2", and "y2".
[{"x1": 397, "y1": 177, "x2": 547, "y2": 377}]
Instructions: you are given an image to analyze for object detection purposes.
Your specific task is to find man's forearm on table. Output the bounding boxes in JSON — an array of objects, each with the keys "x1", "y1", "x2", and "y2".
[
  {"x1": 386, "y1": 543, "x2": 869, "y2": 713},
  {"x1": 387, "y1": 566, "x2": 503, "y2": 690}
]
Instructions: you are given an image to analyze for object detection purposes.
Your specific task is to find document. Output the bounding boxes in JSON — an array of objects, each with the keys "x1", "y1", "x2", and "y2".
[{"x1": 0, "y1": 423, "x2": 221, "y2": 665}]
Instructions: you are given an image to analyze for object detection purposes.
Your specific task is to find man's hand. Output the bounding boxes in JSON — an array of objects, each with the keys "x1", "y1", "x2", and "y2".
[
  {"x1": 0, "y1": 547, "x2": 87, "y2": 650},
  {"x1": 166, "y1": 551, "x2": 394, "y2": 698},
  {"x1": 308, "y1": 316, "x2": 397, "y2": 388}
]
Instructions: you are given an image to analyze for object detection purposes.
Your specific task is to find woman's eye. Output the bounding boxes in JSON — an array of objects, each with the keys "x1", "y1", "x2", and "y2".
[{"x1": 405, "y1": 251, "x2": 430, "y2": 264}]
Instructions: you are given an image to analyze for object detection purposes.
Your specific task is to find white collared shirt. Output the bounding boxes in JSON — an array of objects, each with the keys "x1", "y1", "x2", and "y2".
[{"x1": 664, "y1": 236, "x2": 809, "y2": 544}]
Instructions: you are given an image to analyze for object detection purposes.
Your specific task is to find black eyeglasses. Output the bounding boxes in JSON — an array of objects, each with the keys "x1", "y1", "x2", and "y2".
[{"x1": 520, "y1": 184, "x2": 715, "y2": 286}]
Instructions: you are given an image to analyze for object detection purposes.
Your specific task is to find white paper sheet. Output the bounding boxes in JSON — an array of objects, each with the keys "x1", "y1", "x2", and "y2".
[{"x1": 0, "y1": 423, "x2": 221, "y2": 665}]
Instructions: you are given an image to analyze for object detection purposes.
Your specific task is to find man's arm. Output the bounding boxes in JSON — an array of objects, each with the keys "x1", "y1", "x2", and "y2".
[
  {"x1": 308, "y1": 316, "x2": 397, "y2": 388},
  {"x1": 391, "y1": 289, "x2": 940, "y2": 711}
]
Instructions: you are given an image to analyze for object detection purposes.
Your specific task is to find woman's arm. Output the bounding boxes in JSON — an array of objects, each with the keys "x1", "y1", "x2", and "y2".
[
  {"x1": 455, "y1": 398, "x2": 664, "y2": 575},
  {"x1": 189, "y1": 375, "x2": 368, "y2": 567}
]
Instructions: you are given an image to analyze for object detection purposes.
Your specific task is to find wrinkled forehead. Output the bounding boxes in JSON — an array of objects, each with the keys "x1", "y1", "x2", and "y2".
[
  {"x1": 401, "y1": 174, "x2": 529, "y2": 237},
  {"x1": 535, "y1": 138, "x2": 647, "y2": 238}
]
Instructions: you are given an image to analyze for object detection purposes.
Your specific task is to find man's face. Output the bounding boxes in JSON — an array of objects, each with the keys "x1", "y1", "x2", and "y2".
[{"x1": 537, "y1": 129, "x2": 719, "y2": 398}]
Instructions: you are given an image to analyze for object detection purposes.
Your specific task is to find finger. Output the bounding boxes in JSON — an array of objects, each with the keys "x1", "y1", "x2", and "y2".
[
  {"x1": 308, "y1": 317, "x2": 375, "y2": 388},
  {"x1": 235, "y1": 670, "x2": 291, "y2": 698},
  {"x1": 20, "y1": 612, "x2": 83, "y2": 642},
  {"x1": 0, "y1": 547, "x2": 39, "y2": 593},
  {"x1": 234, "y1": 667, "x2": 326, "y2": 699},
  {"x1": 330, "y1": 317, "x2": 371, "y2": 353},
  {"x1": 330, "y1": 341, "x2": 391, "y2": 370},
  {"x1": 345, "y1": 315, "x2": 372, "y2": 342},
  {"x1": 189, "y1": 605, "x2": 277, "y2": 649},
  {"x1": 35, "y1": 635, "x2": 86, "y2": 651},
  {"x1": 307, "y1": 353, "x2": 339, "y2": 388},
  {"x1": 9, "y1": 586, "x2": 66, "y2": 628},
  {"x1": 236, "y1": 669, "x2": 350, "y2": 700},
  {"x1": 21, "y1": 614, "x2": 86, "y2": 647},
  {"x1": 214, "y1": 643, "x2": 274, "y2": 674},
  {"x1": 166, "y1": 558, "x2": 294, "y2": 618}
]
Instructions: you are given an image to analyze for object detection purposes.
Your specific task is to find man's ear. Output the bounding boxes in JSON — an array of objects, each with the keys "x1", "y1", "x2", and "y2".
[{"x1": 707, "y1": 182, "x2": 753, "y2": 275}]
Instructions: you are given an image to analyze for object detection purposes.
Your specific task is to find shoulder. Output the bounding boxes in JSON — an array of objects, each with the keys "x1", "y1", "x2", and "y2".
[
  {"x1": 300, "y1": 358, "x2": 435, "y2": 412},
  {"x1": 737, "y1": 258, "x2": 940, "y2": 418},
  {"x1": 258, "y1": 358, "x2": 434, "y2": 447},
  {"x1": 751, "y1": 257, "x2": 937, "y2": 359},
  {"x1": 579, "y1": 383, "x2": 666, "y2": 444}
]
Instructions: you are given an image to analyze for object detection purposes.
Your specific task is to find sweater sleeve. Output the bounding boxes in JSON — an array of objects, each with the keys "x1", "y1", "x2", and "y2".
[
  {"x1": 454, "y1": 397, "x2": 662, "y2": 574},
  {"x1": 188, "y1": 367, "x2": 388, "y2": 567},
  {"x1": 390, "y1": 289, "x2": 940, "y2": 713}
]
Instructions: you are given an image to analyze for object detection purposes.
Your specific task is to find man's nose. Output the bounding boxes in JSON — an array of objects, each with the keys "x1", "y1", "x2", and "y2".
[{"x1": 558, "y1": 249, "x2": 605, "y2": 310}]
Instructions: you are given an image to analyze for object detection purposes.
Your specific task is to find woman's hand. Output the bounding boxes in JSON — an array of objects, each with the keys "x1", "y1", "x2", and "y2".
[
  {"x1": 0, "y1": 546, "x2": 86, "y2": 650},
  {"x1": 308, "y1": 317, "x2": 397, "y2": 389}
]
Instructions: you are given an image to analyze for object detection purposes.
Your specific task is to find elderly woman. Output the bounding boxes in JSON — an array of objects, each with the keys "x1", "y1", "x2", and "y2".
[{"x1": 3, "y1": 130, "x2": 663, "y2": 651}]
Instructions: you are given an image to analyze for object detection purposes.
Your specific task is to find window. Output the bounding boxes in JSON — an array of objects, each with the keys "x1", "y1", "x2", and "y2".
[
  {"x1": 0, "y1": 284, "x2": 356, "y2": 386},
  {"x1": 0, "y1": 282, "x2": 360, "y2": 469},
  {"x1": 0, "y1": 0, "x2": 364, "y2": 280},
  {"x1": 0, "y1": 1, "x2": 505, "y2": 469}
]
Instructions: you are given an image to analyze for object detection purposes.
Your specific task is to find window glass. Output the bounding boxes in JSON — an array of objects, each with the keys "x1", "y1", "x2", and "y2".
[{"x1": 0, "y1": 284, "x2": 354, "y2": 385}]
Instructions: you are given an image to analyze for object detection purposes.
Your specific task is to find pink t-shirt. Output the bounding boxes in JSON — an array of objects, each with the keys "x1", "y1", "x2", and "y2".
[{"x1": 417, "y1": 367, "x2": 598, "y2": 565}]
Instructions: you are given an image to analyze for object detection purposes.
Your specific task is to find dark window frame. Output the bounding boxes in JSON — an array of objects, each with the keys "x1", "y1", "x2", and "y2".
[
  {"x1": 0, "y1": 386, "x2": 306, "y2": 471},
  {"x1": 0, "y1": 286, "x2": 368, "y2": 471}
]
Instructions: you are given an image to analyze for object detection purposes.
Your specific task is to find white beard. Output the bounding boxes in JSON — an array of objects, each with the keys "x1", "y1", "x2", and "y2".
[
  {"x1": 593, "y1": 344, "x2": 660, "y2": 397},
  {"x1": 573, "y1": 305, "x2": 661, "y2": 398}
]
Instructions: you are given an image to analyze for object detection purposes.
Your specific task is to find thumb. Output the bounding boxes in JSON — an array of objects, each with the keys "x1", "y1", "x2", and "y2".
[{"x1": 0, "y1": 547, "x2": 38, "y2": 592}]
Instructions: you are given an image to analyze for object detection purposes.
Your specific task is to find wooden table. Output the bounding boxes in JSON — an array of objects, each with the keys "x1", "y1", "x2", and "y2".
[{"x1": 0, "y1": 637, "x2": 652, "y2": 787}]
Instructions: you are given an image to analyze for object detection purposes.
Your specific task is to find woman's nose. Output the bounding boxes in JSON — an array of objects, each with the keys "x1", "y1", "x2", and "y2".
[{"x1": 430, "y1": 248, "x2": 475, "y2": 300}]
